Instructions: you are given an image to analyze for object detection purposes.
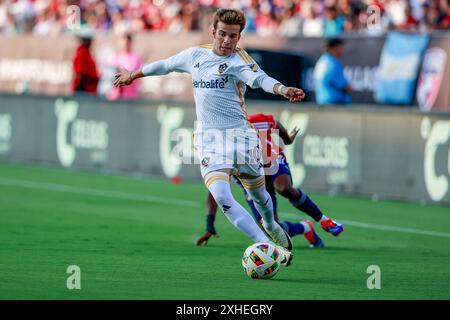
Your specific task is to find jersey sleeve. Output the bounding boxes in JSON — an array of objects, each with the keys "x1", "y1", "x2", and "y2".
[
  {"x1": 231, "y1": 50, "x2": 270, "y2": 89},
  {"x1": 142, "y1": 47, "x2": 193, "y2": 76}
]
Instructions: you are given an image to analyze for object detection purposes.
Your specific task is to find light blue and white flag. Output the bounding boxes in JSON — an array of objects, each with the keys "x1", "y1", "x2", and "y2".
[{"x1": 375, "y1": 32, "x2": 429, "y2": 105}]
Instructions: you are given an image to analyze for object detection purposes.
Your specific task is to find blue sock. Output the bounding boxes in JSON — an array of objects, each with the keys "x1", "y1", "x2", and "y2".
[
  {"x1": 245, "y1": 189, "x2": 277, "y2": 222},
  {"x1": 290, "y1": 189, "x2": 324, "y2": 222},
  {"x1": 246, "y1": 198, "x2": 262, "y2": 221},
  {"x1": 279, "y1": 220, "x2": 305, "y2": 237}
]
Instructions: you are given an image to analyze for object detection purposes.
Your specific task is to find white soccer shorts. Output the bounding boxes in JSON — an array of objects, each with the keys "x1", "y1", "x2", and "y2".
[{"x1": 194, "y1": 126, "x2": 264, "y2": 178}]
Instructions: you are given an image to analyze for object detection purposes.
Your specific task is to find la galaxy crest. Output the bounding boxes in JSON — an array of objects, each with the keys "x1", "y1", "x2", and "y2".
[
  {"x1": 201, "y1": 157, "x2": 210, "y2": 168},
  {"x1": 218, "y1": 63, "x2": 228, "y2": 74}
]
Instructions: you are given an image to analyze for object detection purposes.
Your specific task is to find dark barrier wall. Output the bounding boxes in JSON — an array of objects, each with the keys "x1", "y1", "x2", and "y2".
[{"x1": 0, "y1": 94, "x2": 449, "y2": 205}]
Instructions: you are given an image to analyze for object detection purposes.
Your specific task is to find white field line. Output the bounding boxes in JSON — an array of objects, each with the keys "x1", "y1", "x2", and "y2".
[
  {"x1": 339, "y1": 219, "x2": 450, "y2": 239},
  {"x1": 280, "y1": 211, "x2": 450, "y2": 239},
  {"x1": 1, "y1": 177, "x2": 450, "y2": 239},
  {"x1": 0, "y1": 177, "x2": 200, "y2": 208}
]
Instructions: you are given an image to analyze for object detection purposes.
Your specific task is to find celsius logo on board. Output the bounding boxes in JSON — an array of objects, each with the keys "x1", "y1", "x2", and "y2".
[
  {"x1": 54, "y1": 99, "x2": 109, "y2": 167},
  {"x1": 279, "y1": 111, "x2": 350, "y2": 187},
  {"x1": 421, "y1": 117, "x2": 450, "y2": 202},
  {"x1": 0, "y1": 113, "x2": 12, "y2": 154}
]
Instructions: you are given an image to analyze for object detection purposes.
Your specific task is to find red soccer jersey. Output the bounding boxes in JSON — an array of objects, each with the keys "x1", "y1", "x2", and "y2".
[{"x1": 247, "y1": 113, "x2": 284, "y2": 166}]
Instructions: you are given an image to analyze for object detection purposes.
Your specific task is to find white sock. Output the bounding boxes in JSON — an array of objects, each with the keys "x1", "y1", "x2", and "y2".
[
  {"x1": 319, "y1": 215, "x2": 329, "y2": 224},
  {"x1": 206, "y1": 172, "x2": 270, "y2": 243},
  {"x1": 300, "y1": 221, "x2": 311, "y2": 233},
  {"x1": 240, "y1": 177, "x2": 276, "y2": 230}
]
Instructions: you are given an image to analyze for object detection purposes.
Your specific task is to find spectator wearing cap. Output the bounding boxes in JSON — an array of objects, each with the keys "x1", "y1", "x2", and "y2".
[
  {"x1": 313, "y1": 38, "x2": 352, "y2": 106},
  {"x1": 71, "y1": 27, "x2": 100, "y2": 95}
]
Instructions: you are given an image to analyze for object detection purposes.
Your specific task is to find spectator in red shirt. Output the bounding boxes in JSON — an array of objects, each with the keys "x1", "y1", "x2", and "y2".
[
  {"x1": 440, "y1": 1, "x2": 450, "y2": 29},
  {"x1": 71, "y1": 29, "x2": 99, "y2": 95},
  {"x1": 399, "y1": 3, "x2": 419, "y2": 30}
]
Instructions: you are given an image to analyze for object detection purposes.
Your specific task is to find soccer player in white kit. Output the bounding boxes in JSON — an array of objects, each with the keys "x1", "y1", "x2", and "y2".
[{"x1": 114, "y1": 8, "x2": 305, "y2": 266}]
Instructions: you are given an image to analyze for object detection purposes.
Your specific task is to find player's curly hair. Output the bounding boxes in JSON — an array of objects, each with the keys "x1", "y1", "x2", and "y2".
[{"x1": 213, "y1": 8, "x2": 246, "y2": 33}]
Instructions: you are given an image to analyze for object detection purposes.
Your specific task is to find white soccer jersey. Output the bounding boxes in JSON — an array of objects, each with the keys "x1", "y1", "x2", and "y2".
[
  {"x1": 142, "y1": 44, "x2": 279, "y2": 177},
  {"x1": 143, "y1": 44, "x2": 275, "y2": 130}
]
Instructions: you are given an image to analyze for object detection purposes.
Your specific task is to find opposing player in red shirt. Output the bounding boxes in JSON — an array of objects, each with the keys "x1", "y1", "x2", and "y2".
[{"x1": 197, "y1": 113, "x2": 344, "y2": 246}]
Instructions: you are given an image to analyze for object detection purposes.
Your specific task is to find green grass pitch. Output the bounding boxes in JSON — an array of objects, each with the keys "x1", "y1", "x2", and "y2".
[{"x1": 0, "y1": 161, "x2": 449, "y2": 299}]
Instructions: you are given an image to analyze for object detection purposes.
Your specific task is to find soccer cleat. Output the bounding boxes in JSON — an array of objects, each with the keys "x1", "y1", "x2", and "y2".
[
  {"x1": 320, "y1": 219, "x2": 344, "y2": 237},
  {"x1": 263, "y1": 222, "x2": 293, "y2": 250},
  {"x1": 275, "y1": 246, "x2": 293, "y2": 267},
  {"x1": 303, "y1": 220, "x2": 324, "y2": 248}
]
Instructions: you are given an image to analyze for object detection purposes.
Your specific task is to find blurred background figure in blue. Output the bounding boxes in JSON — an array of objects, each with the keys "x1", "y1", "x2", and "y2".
[{"x1": 313, "y1": 37, "x2": 352, "y2": 106}]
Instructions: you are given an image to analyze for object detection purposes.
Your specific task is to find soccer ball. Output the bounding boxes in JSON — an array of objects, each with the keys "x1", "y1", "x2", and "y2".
[{"x1": 241, "y1": 242, "x2": 281, "y2": 279}]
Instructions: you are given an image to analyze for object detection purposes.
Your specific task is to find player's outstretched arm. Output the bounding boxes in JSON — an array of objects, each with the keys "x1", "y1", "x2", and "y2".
[
  {"x1": 276, "y1": 120, "x2": 299, "y2": 145},
  {"x1": 273, "y1": 83, "x2": 305, "y2": 103},
  {"x1": 114, "y1": 48, "x2": 193, "y2": 88},
  {"x1": 113, "y1": 68, "x2": 144, "y2": 87}
]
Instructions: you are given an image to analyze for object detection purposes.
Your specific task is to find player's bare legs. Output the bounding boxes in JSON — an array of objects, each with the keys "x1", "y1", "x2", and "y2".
[
  {"x1": 196, "y1": 192, "x2": 218, "y2": 246},
  {"x1": 273, "y1": 173, "x2": 344, "y2": 236},
  {"x1": 272, "y1": 174, "x2": 299, "y2": 200}
]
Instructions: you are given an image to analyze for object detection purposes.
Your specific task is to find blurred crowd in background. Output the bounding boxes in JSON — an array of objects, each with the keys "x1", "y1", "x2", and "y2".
[{"x1": 0, "y1": 0, "x2": 449, "y2": 37}]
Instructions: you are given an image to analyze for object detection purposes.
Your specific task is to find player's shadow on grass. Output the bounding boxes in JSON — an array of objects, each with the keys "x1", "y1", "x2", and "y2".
[
  {"x1": 270, "y1": 278, "x2": 304, "y2": 284},
  {"x1": 314, "y1": 245, "x2": 401, "y2": 255},
  {"x1": 272, "y1": 277, "x2": 352, "y2": 285},
  {"x1": 305, "y1": 246, "x2": 369, "y2": 252},
  {"x1": 196, "y1": 242, "x2": 250, "y2": 250},
  {"x1": 198, "y1": 243, "x2": 376, "y2": 253}
]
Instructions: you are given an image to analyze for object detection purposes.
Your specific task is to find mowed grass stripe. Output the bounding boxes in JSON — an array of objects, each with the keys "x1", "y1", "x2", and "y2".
[
  {"x1": 1, "y1": 162, "x2": 450, "y2": 299},
  {"x1": 2, "y1": 176, "x2": 450, "y2": 239}
]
